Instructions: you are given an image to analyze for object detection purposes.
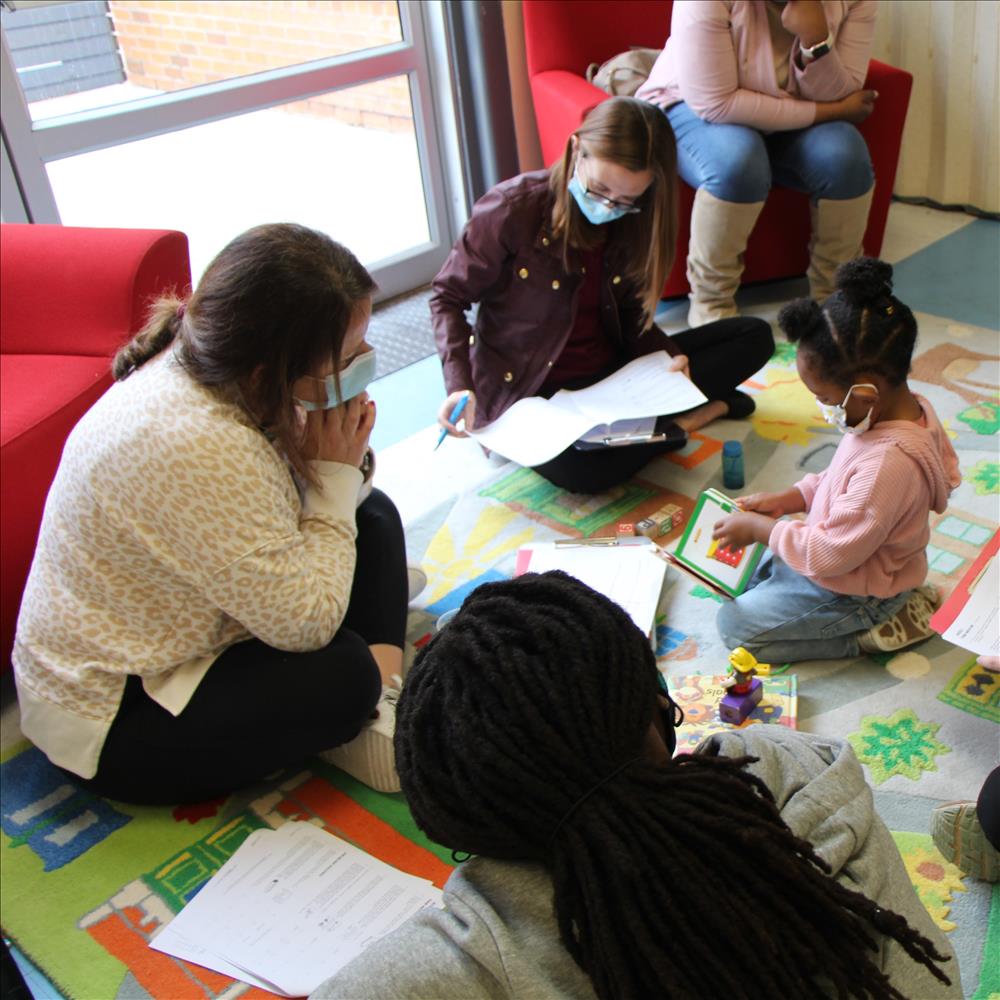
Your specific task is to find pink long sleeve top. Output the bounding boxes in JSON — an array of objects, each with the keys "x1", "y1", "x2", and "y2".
[
  {"x1": 768, "y1": 396, "x2": 960, "y2": 598},
  {"x1": 637, "y1": 0, "x2": 877, "y2": 131}
]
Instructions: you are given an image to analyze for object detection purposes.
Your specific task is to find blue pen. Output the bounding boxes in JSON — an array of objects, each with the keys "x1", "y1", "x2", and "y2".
[{"x1": 435, "y1": 393, "x2": 470, "y2": 450}]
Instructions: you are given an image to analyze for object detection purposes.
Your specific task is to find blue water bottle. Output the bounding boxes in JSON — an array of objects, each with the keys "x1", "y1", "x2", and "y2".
[{"x1": 722, "y1": 440, "x2": 745, "y2": 491}]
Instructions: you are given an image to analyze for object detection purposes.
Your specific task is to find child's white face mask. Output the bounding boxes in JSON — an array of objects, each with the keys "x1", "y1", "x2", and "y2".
[{"x1": 816, "y1": 383, "x2": 879, "y2": 435}]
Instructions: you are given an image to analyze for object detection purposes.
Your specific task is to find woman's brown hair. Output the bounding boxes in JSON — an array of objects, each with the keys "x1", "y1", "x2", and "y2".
[
  {"x1": 549, "y1": 96, "x2": 678, "y2": 328},
  {"x1": 113, "y1": 223, "x2": 376, "y2": 484}
]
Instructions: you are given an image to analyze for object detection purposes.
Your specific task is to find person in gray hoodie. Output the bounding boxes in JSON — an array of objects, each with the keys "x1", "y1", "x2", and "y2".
[{"x1": 310, "y1": 571, "x2": 958, "y2": 1000}]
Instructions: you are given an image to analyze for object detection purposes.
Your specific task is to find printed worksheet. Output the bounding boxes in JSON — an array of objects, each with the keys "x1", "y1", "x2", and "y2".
[
  {"x1": 151, "y1": 822, "x2": 442, "y2": 997},
  {"x1": 516, "y1": 541, "x2": 667, "y2": 636},
  {"x1": 931, "y1": 539, "x2": 999, "y2": 656},
  {"x1": 469, "y1": 352, "x2": 707, "y2": 467}
]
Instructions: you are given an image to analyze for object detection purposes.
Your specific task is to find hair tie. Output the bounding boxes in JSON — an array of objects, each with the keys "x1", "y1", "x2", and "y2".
[
  {"x1": 549, "y1": 756, "x2": 641, "y2": 845},
  {"x1": 451, "y1": 849, "x2": 472, "y2": 864}
]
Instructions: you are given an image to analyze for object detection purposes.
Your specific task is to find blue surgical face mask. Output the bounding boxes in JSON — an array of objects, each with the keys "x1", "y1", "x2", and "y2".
[
  {"x1": 568, "y1": 173, "x2": 631, "y2": 225},
  {"x1": 816, "y1": 383, "x2": 878, "y2": 435},
  {"x1": 295, "y1": 348, "x2": 377, "y2": 411}
]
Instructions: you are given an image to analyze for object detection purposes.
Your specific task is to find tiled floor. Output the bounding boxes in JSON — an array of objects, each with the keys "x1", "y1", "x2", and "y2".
[{"x1": 3, "y1": 200, "x2": 994, "y2": 999}]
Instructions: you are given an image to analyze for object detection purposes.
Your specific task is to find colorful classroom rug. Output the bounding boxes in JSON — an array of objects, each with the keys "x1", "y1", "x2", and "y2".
[{"x1": 2, "y1": 284, "x2": 999, "y2": 995}]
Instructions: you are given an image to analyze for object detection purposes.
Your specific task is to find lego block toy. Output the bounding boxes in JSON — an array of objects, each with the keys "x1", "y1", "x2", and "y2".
[
  {"x1": 719, "y1": 677, "x2": 763, "y2": 724},
  {"x1": 617, "y1": 522, "x2": 636, "y2": 537}
]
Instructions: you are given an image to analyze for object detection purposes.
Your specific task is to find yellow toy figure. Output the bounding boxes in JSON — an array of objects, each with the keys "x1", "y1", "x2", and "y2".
[{"x1": 720, "y1": 647, "x2": 770, "y2": 722}]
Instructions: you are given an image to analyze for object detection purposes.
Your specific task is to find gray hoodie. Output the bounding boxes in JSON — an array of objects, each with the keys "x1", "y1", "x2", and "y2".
[{"x1": 310, "y1": 729, "x2": 960, "y2": 999}]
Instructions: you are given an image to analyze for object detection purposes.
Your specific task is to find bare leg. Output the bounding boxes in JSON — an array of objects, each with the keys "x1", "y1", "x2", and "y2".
[{"x1": 673, "y1": 399, "x2": 728, "y2": 433}]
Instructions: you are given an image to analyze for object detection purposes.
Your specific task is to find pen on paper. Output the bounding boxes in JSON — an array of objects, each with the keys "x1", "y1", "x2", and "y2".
[{"x1": 435, "y1": 393, "x2": 469, "y2": 451}]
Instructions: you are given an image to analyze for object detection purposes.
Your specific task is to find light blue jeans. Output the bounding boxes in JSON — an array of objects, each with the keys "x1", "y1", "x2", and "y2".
[
  {"x1": 716, "y1": 553, "x2": 910, "y2": 664},
  {"x1": 665, "y1": 101, "x2": 874, "y2": 204}
]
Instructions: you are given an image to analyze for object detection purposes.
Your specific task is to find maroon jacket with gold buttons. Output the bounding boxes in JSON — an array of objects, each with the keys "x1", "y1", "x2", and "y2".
[{"x1": 430, "y1": 170, "x2": 679, "y2": 426}]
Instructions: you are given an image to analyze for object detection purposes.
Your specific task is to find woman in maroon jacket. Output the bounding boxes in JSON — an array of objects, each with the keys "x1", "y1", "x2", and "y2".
[{"x1": 431, "y1": 96, "x2": 774, "y2": 493}]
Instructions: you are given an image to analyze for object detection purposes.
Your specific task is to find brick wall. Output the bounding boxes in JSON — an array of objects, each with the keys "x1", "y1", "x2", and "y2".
[{"x1": 107, "y1": 1, "x2": 413, "y2": 132}]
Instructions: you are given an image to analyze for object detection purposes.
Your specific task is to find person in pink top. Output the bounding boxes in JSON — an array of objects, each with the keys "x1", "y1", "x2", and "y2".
[
  {"x1": 636, "y1": 1, "x2": 879, "y2": 328},
  {"x1": 712, "y1": 258, "x2": 960, "y2": 664}
]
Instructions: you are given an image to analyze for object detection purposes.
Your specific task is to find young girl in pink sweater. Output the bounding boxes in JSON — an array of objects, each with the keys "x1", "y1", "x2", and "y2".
[{"x1": 713, "y1": 258, "x2": 960, "y2": 664}]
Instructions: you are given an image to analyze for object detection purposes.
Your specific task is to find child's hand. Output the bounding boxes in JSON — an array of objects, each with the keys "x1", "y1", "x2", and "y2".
[
  {"x1": 713, "y1": 512, "x2": 775, "y2": 549},
  {"x1": 735, "y1": 488, "x2": 806, "y2": 517}
]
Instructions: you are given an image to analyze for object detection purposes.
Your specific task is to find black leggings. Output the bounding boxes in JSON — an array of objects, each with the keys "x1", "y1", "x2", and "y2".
[
  {"x1": 532, "y1": 317, "x2": 774, "y2": 494},
  {"x1": 980, "y1": 766, "x2": 1000, "y2": 850},
  {"x1": 72, "y1": 488, "x2": 407, "y2": 805}
]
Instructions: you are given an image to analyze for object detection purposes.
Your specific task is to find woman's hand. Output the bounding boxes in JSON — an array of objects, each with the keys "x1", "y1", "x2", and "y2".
[
  {"x1": 816, "y1": 90, "x2": 878, "y2": 125},
  {"x1": 734, "y1": 488, "x2": 806, "y2": 518},
  {"x1": 302, "y1": 393, "x2": 376, "y2": 467},
  {"x1": 437, "y1": 390, "x2": 477, "y2": 438},
  {"x1": 781, "y1": 0, "x2": 829, "y2": 46},
  {"x1": 666, "y1": 354, "x2": 691, "y2": 381},
  {"x1": 713, "y1": 511, "x2": 775, "y2": 549}
]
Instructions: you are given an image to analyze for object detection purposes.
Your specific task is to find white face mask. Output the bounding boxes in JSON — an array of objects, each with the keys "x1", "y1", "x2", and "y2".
[
  {"x1": 295, "y1": 348, "x2": 377, "y2": 411},
  {"x1": 816, "y1": 383, "x2": 879, "y2": 435}
]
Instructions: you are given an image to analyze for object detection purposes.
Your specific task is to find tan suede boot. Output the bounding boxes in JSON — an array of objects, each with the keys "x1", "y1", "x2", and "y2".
[
  {"x1": 807, "y1": 187, "x2": 875, "y2": 301},
  {"x1": 686, "y1": 187, "x2": 765, "y2": 328}
]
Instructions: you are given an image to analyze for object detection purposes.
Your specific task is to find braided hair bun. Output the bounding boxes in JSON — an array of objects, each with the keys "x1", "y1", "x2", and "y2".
[{"x1": 835, "y1": 257, "x2": 894, "y2": 307}]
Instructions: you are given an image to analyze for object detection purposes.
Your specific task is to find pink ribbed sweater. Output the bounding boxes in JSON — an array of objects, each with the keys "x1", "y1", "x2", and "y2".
[{"x1": 768, "y1": 396, "x2": 959, "y2": 598}]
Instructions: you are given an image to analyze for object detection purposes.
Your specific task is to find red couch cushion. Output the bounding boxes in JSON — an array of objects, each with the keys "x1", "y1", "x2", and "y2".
[
  {"x1": 1, "y1": 355, "x2": 111, "y2": 446},
  {"x1": 1, "y1": 224, "x2": 190, "y2": 672},
  {"x1": 1, "y1": 356, "x2": 114, "y2": 670}
]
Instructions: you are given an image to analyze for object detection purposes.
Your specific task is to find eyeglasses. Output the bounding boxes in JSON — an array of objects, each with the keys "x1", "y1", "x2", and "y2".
[{"x1": 576, "y1": 158, "x2": 643, "y2": 215}]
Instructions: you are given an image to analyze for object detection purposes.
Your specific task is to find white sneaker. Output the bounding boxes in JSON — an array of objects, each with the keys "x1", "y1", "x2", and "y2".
[
  {"x1": 407, "y1": 565, "x2": 427, "y2": 603},
  {"x1": 320, "y1": 686, "x2": 400, "y2": 793}
]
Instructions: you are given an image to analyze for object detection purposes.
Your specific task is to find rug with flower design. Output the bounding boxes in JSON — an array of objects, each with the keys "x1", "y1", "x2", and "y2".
[{"x1": 2, "y1": 277, "x2": 998, "y2": 997}]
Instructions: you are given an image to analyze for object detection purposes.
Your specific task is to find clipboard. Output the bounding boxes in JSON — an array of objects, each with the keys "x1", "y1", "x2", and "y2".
[{"x1": 573, "y1": 417, "x2": 685, "y2": 451}]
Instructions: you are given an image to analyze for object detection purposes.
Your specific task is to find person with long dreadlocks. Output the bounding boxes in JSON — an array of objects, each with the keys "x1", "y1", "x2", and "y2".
[{"x1": 310, "y1": 571, "x2": 958, "y2": 1000}]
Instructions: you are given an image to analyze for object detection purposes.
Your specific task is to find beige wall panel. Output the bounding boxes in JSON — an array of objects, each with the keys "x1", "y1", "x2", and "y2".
[{"x1": 873, "y1": 0, "x2": 998, "y2": 212}]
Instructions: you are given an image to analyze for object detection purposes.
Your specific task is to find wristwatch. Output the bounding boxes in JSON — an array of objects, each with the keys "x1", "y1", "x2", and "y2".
[{"x1": 801, "y1": 31, "x2": 833, "y2": 63}]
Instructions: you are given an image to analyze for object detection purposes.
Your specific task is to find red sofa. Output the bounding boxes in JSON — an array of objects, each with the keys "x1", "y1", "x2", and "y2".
[
  {"x1": 523, "y1": 0, "x2": 913, "y2": 298},
  {"x1": 0, "y1": 224, "x2": 191, "y2": 671}
]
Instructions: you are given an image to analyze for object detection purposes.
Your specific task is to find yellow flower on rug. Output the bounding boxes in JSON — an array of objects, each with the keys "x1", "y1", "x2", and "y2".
[
  {"x1": 890, "y1": 831, "x2": 967, "y2": 931},
  {"x1": 750, "y1": 369, "x2": 828, "y2": 447},
  {"x1": 848, "y1": 709, "x2": 951, "y2": 784}
]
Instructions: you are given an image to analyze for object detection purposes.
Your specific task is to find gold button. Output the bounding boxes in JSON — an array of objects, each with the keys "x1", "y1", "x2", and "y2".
[
  {"x1": 551, "y1": 280, "x2": 560, "y2": 290},
  {"x1": 468, "y1": 335, "x2": 475, "y2": 345},
  {"x1": 581, "y1": 266, "x2": 586, "y2": 274},
  {"x1": 612, "y1": 275, "x2": 622, "y2": 285},
  {"x1": 518, "y1": 267, "x2": 529, "y2": 279},
  {"x1": 503, "y1": 371, "x2": 514, "y2": 383},
  {"x1": 542, "y1": 236, "x2": 550, "y2": 246},
  {"x1": 547, "y1": 361, "x2": 553, "y2": 367}
]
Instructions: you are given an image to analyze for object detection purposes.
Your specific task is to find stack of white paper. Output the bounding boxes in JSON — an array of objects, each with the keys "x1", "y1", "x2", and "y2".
[
  {"x1": 516, "y1": 540, "x2": 667, "y2": 636},
  {"x1": 468, "y1": 352, "x2": 707, "y2": 467},
  {"x1": 151, "y1": 821, "x2": 442, "y2": 997}
]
